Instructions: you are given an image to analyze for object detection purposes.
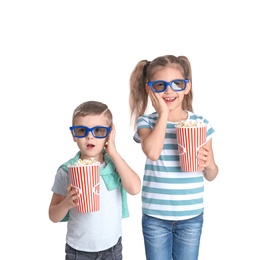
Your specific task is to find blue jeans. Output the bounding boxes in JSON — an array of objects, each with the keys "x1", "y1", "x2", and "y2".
[
  {"x1": 65, "y1": 236, "x2": 122, "y2": 260},
  {"x1": 142, "y1": 213, "x2": 203, "y2": 260}
]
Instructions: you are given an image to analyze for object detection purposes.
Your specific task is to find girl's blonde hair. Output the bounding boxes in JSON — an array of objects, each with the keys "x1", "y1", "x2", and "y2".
[{"x1": 129, "y1": 55, "x2": 193, "y2": 126}]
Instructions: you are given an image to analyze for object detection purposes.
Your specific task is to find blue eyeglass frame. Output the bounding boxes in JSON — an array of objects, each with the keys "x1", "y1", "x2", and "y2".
[
  {"x1": 69, "y1": 125, "x2": 111, "y2": 138},
  {"x1": 147, "y1": 79, "x2": 189, "y2": 93}
]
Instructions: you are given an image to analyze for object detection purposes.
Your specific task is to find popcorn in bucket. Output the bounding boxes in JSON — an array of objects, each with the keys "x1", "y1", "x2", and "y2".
[
  {"x1": 68, "y1": 158, "x2": 100, "y2": 213},
  {"x1": 176, "y1": 120, "x2": 207, "y2": 172}
]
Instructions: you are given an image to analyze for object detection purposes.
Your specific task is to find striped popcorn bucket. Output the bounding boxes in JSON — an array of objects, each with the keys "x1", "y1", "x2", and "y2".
[
  {"x1": 176, "y1": 126, "x2": 207, "y2": 172},
  {"x1": 68, "y1": 165, "x2": 100, "y2": 213}
]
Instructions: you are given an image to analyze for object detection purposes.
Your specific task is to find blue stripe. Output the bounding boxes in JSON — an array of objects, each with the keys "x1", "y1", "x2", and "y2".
[
  {"x1": 207, "y1": 127, "x2": 215, "y2": 136},
  {"x1": 142, "y1": 186, "x2": 204, "y2": 195},
  {"x1": 143, "y1": 208, "x2": 203, "y2": 217},
  {"x1": 145, "y1": 164, "x2": 182, "y2": 172},
  {"x1": 143, "y1": 175, "x2": 203, "y2": 184},
  {"x1": 165, "y1": 133, "x2": 177, "y2": 138},
  {"x1": 160, "y1": 155, "x2": 180, "y2": 161},
  {"x1": 167, "y1": 124, "x2": 176, "y2": 129},
  {"x1": 142, "y1": 196, "x2": 203, "y2": 206},
  {"x1": 189, "y1": 114, "x2": 203, "y2": 121},
  {"x1": 137, "y1": 124, "x2": 152, "y2": 130},
  {"x1": 163, "y1": 143, "x2": 178, "y2": 150}
]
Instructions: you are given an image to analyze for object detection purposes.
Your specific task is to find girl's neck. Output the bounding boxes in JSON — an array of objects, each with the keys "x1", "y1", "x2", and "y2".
[{"x1": 168, "y1": 110, "x2": 189, "y2": 122}]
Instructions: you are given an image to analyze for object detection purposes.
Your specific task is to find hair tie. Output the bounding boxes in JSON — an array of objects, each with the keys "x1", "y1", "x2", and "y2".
[{"x1": 143, "y1": 61, "x2": 151, "y2": 77}]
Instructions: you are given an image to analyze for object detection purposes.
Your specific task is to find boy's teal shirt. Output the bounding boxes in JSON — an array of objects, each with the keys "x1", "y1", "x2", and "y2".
[{"x1": 59, "y1": 149, "x2": 129, "y2": 222}]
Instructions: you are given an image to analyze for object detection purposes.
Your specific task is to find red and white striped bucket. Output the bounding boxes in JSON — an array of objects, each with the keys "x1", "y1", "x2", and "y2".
[
  {"x1": 176, "y1": 126, "x2": 207, "y2": 172},
  {"x1": 68, "y1": 165, "x2": 100, "y2": 213}
]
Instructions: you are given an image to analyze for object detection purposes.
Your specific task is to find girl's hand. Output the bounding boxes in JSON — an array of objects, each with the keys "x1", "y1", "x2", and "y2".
[
  {"x1": 197, "y1": 144, "x2": 215, "y2": 172},
  {"x1": 148, "y1": 88, "x2": 169, "y2": 116},
  {"x1": 197, "y1": 139, "x2": 218, "y2": 181}
]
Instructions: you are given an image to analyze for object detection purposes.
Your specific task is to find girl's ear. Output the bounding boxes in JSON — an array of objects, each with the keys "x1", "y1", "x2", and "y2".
[
  {"x1": 145, "y1": 84, "x2": 149, "y2": 94},
  {"x1": 184, "y1": 81, "x2": 191, "y2": 95}
]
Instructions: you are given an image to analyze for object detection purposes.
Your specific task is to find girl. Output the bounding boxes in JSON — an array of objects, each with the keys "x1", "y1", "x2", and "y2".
[{"x1": 129, "y1": 55, "x2": 218, "y2": 260}]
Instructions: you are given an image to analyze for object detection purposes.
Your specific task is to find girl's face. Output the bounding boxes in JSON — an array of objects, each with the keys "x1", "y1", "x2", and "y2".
[
  {"x1": 150, "y1": 67, "x2": 191, "y2": 112},
  {"x1": 72, "y1": 114, "x2": 109, "y2": 162}
]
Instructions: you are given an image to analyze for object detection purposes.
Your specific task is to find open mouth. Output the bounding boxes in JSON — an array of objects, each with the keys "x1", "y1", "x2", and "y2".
[{"x1": 164, "y1": 97, "x2": 176, "y2": 102}]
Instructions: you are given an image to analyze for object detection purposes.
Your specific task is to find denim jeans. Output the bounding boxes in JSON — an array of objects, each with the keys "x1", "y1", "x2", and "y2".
[
  {"x1": 142, "y1": 213, "x2": 203, "y2": 260},
  {"x1": 65, "y1": 236, "x2": 122, "y2": 260}
]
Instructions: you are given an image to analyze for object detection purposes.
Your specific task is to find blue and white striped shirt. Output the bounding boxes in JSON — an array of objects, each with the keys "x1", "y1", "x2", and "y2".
[{"x1": 134, "y1": 111, "x2": 215, "y2": 220}]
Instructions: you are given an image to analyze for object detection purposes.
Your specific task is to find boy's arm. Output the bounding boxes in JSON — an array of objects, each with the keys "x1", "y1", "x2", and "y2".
[
  {"x1": 49, "y1": 185, "x2": 79, "y2": 223},
  {"x1": 105, "y1": 124, "x2": 141, "y2": 195},
  {"x1": 109, "y1": 151, "x2": 141, "y2": 195}
]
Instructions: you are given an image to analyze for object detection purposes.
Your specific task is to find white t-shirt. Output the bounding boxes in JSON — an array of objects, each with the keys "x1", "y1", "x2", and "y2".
[{"x1": 51, "y1": 162, "x2": 122, "y2": 252}]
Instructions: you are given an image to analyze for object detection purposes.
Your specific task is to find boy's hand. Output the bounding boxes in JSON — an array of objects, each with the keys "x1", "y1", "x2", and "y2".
[
  {"x1": 105, "y1": 123, "x2": 117, "y2": 156},
  {"x1": 64, "y1": 184, "x2": 80, "y2": 209}
]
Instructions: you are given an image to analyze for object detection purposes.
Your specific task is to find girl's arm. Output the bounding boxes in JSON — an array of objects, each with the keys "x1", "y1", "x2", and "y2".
[
  {"x1": 139, "y1": 90, "x2": 169, "y2": 161},
  {"x1": 138, "y1": 112, "x2": 168, "y2": 161}
]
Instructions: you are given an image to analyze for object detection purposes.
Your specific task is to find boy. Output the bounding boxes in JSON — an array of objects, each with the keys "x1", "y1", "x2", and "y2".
[{"x1": 49, "y1": 101, "x2": 141, "y2": 259}]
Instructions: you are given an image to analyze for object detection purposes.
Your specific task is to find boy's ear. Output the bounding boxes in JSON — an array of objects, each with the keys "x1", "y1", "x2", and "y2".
[{"x1": 71, "y1": 131, "x2": 77, "y2": 142}]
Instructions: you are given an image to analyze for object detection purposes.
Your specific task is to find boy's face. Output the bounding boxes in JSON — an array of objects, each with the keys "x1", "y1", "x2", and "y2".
[{"x1": 72, "y1": 114, "x2": 109, "y2": 162}]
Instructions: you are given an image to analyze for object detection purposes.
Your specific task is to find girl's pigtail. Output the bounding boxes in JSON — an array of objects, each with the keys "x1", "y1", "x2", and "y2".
[
  {"x1": 178, "y1": 56, "x2": 193, "y2": 112},
  {"x1": 129, "y1": 60, "x2": 149, "y2": 127}
]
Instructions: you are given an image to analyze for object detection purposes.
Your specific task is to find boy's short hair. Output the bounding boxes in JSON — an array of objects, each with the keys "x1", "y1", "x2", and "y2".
[{"x1": 72, "y1": 101, "x2": 113, "y2": 126}]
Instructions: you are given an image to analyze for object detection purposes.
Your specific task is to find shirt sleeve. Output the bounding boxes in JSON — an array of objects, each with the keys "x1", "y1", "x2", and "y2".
[
  {"x1": 51, "y1": 167, "x2": 69, "y2": 196},
  {"x1": 133, "y1": 115, "x2": 153, "y2": 143}
]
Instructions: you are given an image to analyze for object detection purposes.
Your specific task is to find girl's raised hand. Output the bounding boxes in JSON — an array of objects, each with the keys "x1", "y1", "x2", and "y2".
[{"x1": 148, "y1": 88, "x2": 169, "y2": 116}]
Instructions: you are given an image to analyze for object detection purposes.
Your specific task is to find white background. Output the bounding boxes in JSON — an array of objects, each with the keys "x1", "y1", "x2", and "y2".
[{"x1": 1, "y1": 1, "x2": 259, "y2": 259}]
